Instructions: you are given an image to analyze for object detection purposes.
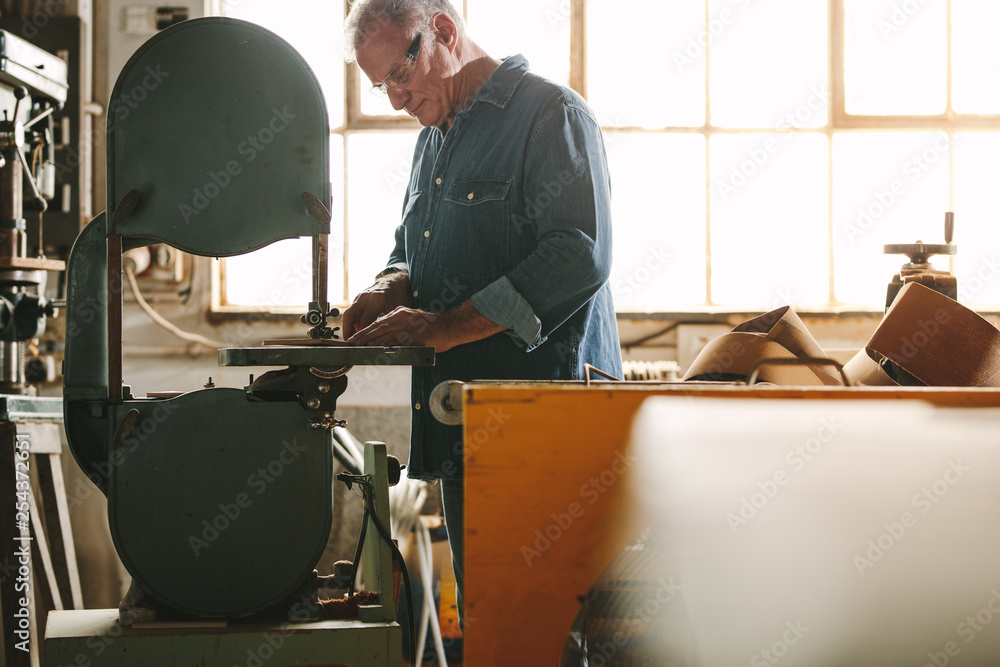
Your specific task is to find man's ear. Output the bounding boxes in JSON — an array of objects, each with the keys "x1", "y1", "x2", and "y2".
[{"x1": 430, "y1": 11, "x2": 459, "y2": 51}]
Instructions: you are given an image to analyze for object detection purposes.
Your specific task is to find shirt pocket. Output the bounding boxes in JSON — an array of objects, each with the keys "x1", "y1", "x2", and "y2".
[{"x1": 437, "y1": 177, "x2": 511, "y2": 282}]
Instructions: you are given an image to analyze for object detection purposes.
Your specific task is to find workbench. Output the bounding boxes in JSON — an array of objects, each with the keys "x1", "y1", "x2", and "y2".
[{"x1": 460, "y1": 383, "x2": 1000, "y2": 665}]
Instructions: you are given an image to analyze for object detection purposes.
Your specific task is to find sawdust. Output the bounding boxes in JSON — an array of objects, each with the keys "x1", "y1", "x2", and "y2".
[{"x1": 319, "y1": 590, "x2": 382, "y2": 620}]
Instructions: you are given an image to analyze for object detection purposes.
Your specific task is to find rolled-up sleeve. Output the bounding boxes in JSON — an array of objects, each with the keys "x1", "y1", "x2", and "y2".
[
  {"x1": 472, "y1": 102, "x2": 613, "y2": 351},
  {"x1": 471, "y1": 276, "x2": 542, "y2": 347}
]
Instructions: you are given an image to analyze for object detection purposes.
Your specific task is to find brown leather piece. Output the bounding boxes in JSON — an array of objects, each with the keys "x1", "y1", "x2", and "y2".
[
  {"x1": 683, "y1": 282, "x2": 1000, "y2": 387},
  {"x1": 865, "y1": 282, "x2": 1000, "y2": 387},
  {"x1": 684, "y1": 306, "x2": 842, "y2": 386}
]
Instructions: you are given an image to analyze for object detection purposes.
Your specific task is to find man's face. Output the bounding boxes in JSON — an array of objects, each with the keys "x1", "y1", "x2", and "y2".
[{"x1": 356, "y1": 20, "x2": 456, "y2": 128}]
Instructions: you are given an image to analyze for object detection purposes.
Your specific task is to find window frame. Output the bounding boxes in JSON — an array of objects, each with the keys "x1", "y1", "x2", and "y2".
[{"x1": 214, "y1": 0, "x2": 1000, "y2": 317}]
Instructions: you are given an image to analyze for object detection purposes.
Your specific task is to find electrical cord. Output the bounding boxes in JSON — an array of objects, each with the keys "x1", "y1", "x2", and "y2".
[
  {"x1": 331, "y1": 436, "x2": 362, "y2": 475},
  {"x1": 124, "y1": 263, "x2": 227, "y2": 349},
  {"x1": 388, "y1": 477, "x2": 445, "y2": 663},
  {"x1": 336, "y1": 430, "x2": 443, "y2": 664},
  {"x1": 331, "y1": 427, "x2": 364, "y2": 474},
  {"x1": 347, "y1": 503, "x2": 369, "y2": 597},
  {"x1": 362, "y1": 481, "x2": 416, "y2": 666},
  {"x1": 338, "y1": 470, "x2": 416, "y2": 664}
]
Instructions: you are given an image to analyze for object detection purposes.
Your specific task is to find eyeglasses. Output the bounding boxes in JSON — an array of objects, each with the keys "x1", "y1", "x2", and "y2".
[{"x1": 371, "y1": 31, "x2": 423, "y2": 96}]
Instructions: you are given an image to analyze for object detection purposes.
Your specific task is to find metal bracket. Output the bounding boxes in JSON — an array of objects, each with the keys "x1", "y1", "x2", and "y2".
[{"x1": 583, "y1": 363, "x2": 622, "y2": 387}]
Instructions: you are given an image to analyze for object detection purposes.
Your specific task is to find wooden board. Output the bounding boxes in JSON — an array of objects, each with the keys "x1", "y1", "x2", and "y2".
[{"x1": 0, "y1": 256, "x2": 65, "y2": 271}]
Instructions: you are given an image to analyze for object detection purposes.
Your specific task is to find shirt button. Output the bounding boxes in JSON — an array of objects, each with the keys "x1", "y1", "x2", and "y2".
[
  {"x1": 467, "y1": 192, "x2": 474, "y2": 200},
  {"x1": 435, "y1": 178, "x2": 442, "y2": 185},
  {"x1": 415, "y1": 402, "x2": 422, "y2": 410},
  {"x1": 413, "y1": 290, "x2": 419, "y2": 297},
  {"x1": 423, "y1": 230, "x2": 430, "y2": 238}
]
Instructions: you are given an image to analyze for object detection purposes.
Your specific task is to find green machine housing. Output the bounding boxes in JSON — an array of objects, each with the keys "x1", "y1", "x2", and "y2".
[{"x1": 62, "y1": 18, "x2": 431, "y2": 621}]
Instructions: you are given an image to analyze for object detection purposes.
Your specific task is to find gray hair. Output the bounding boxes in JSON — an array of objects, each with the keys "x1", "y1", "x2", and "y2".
[{"x1": 344, "y1": 0, "x2": 464, "y2": 62}]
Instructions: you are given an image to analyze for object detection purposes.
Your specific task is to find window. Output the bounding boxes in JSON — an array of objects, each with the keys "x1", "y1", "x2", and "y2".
[{"x1": 218, "y1": 0, "x2": 1000, "y2": 314}]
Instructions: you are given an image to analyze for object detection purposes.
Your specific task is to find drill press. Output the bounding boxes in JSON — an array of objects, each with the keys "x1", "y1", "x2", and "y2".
[
  {"x1": 0, "y1": 34, "x2": 67, "y2": 394},
  {"x1": 883, "y1": 211, "x2": 957, "y2": 309}
]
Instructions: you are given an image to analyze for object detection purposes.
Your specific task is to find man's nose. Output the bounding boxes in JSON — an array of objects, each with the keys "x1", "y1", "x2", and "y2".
[{"x1": 388, "y1": 86, "x2": 410, "y2": 110}]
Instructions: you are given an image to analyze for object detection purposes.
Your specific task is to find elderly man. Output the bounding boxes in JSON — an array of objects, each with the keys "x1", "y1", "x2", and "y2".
[{"x1": 342, "y1": 0, "x2": 622, "y2": 619}]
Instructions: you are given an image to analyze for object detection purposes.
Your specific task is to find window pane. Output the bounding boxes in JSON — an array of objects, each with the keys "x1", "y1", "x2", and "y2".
[
  {"x1": 226, "y1": 0, "x2": 345, "y2": 127},
  {"x1": 330, "y1": 134, "x2": 346, "y2": 303},
  {"x1": 833, "y1": 133, "x2": 950, "y2": 306},
  {"x1": 346, "y1": 133, "x2": 420, "y2": 300},
  {"x1": 587, "y1": 0, "x2": 705, "y2": 128},
  {"x1": 225, "y1": 238, "x2": 312, "y2": 307},
  {"x1": 952, "y1": 1, "x2": 1000, "y2": 114},
  {"x1": 955, "y1": 133, "x2": 1000, "y2": 306},
  {"x1": 844, "y1": 0, "x2": 947, "y2": 115},
  {"x1": 710, "y1": 0, "x2": 827, "y2": 128},
  {"x1": 710, "y1": 133, "x2": 829, "y2": 308},
  {"x1": 360, "y1": 82, "x2": 411, "y2": 118},
  {"x1": 361, "y1": 1, "x2": 570, "y2": 116},
  {"x1": 466, "y1": 0, "x2": 570, "y2": 86},
  {"x1": 607, "y1": 134, "x2": 706, "y2": 309},
  {"x1": 224, "y1": 136, "x2": 344, "y2": 307}
]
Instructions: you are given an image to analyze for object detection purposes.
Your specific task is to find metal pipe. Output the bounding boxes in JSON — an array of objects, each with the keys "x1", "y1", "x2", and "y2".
[
  {"x1": 0, "y1": 153, "x2": 23, "y2": 257},
  {"x1": 0, "y1": 340, "x2": 24, "y2": 391}
]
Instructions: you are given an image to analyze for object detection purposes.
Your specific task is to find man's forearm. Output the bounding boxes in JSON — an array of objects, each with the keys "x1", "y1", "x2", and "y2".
[{"x1": 437, "y1": 299, "x2": 506, "y2": 349}]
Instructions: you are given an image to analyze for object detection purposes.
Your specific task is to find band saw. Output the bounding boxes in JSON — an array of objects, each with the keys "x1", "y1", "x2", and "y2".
[{"x1": 53, "y1": 17, "x2": 431, "y2": 665}]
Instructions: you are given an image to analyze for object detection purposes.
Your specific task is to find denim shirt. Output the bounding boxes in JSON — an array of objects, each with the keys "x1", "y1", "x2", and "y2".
[{"x1": 388, "y1": 54, "x2": 622, "y2": 479}]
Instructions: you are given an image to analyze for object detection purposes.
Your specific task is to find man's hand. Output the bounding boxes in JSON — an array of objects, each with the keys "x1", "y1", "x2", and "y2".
[
  {"x1": 348, "y1": 300, "x2": 505, "y2": 353},
  {"x1": 341, "y1": 270, "x2": 410, "y2": 338}
]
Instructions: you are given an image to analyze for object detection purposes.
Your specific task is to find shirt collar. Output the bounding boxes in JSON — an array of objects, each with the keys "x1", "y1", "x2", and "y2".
[{"x1": 471, "y1": 54, "x2": 528, "y2": 109}]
